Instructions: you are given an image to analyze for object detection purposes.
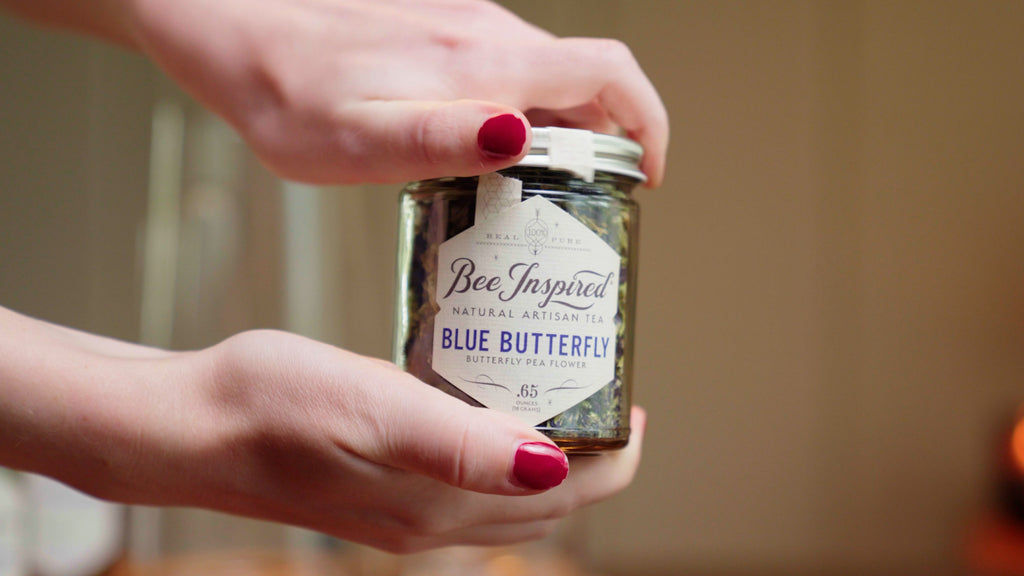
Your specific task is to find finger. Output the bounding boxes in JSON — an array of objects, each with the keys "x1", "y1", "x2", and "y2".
[
  {"x1": 352, "y1": 367, "x2": 568, "y2": 496},
  {"x1": 525, "y1": 102, "x2": 617, "y2": 135},
  {"x1": 329, "y1": 99, "x2": 533, "y2": 183},
  {"x1": 513, "y1": 38, "x2": 669, "y2": 187},
  {"x1": 397, "y1": 406, "x2": 648, "y2": 529}
]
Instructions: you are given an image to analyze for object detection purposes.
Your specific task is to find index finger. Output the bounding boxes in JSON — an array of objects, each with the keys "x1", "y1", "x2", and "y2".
[{"x1": 512, "y1": 38, "x2": 669, "y2": 187}]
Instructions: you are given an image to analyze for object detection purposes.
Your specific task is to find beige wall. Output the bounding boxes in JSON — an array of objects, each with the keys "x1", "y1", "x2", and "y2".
[
  {"x1": 0, "y1": 18, "x2": 152, "y2": 341},
  {"x1": 573, "y1": 2, "x2": 1024, "y2": 574},
  {"x1": 3, "y1": 2, "x2": 1024, "y2": 574}
]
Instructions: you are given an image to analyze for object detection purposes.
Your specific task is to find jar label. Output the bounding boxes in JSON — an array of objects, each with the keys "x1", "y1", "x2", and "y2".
[{"x1": 432, "y1": 192, "x2": 621, "y2": 426}]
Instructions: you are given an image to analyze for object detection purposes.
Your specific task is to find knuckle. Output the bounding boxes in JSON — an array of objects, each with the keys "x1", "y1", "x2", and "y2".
[
  {"x1": 234, "y1": 73, "x2": 291, "y2": 152},
  {"x1": 583, "y1": 37, "x2": 635, "y2": 68},
  {"x1": 413, "y1": 106, "x2": 461, "y2": 166},
  {"x1": 241, "y1": 111, "x2": 285, "y2": 159},
  {"x1": 599, "y1": 38, "x2": 633, "y2": 59}
]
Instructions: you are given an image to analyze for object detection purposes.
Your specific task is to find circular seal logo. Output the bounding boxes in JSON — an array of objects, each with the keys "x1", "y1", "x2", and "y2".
[{"x1": 524, "y1": 209, "x2": 549, "y2": 255}]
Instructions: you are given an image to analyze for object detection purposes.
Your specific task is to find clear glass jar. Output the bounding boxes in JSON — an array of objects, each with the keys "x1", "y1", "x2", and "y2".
[{"x1": 393, "y1": 128, "x2": 643, "y2": 452}]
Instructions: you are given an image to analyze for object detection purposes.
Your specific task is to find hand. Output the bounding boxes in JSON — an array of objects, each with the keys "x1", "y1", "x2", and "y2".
[
  {"x1": 1, "y1": 312, "x2": 645, "y2": 553},
  {"x1": 121, "y1": 0, "x2": 668, "y2": 185}
]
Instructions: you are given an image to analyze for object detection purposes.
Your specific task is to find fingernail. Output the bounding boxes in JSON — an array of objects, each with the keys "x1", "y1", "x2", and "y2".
[
  {"x1": 478, "y1": 114, "x2": 527, "y2": 158},
  {"x1": 513, "y1": 442, "x2": 568, "y2": 490}
]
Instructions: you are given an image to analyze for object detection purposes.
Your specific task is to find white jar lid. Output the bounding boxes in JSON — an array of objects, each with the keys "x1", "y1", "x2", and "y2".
[{"x1": 517, "y1": 127, "x2": 646, "y2": 183}]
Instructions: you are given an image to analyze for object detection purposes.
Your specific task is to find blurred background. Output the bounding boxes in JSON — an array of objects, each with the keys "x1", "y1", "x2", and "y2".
[{"x1": 3, "y1": 1, "x2": 1024, "y2": 575}]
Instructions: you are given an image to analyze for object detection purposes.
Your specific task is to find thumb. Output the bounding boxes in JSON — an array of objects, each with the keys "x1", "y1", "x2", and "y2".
[
  {"x1": 361, "y1": 371, "x2": 568, "y2": 495},
  {"x1": 337, "y1": 100, "x2": 531, "y2": 183}
]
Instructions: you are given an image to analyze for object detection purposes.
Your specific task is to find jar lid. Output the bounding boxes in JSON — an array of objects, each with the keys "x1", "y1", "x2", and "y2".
[{"x1": 518, "y1": 127, "x2": 646, "y2": 183}]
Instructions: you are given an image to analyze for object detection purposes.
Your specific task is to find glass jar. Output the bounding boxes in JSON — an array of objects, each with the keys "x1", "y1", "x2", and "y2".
[{"x1": 393, "y1": 128, "x2": 643, "y2": 452}]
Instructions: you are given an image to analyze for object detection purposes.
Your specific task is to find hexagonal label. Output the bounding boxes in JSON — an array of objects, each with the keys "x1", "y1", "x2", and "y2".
[{"x1": 433, "y1": 195, "x2": 621, "y2": 426}]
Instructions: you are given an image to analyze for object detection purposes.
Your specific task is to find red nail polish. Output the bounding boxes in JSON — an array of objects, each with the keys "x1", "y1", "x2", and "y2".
[
  {"x1": 513, "y1": 442, "x2": 568, "y2": 490},
  {"x1": 478, "y1": 114, "x2": 526, "y2": 158}
]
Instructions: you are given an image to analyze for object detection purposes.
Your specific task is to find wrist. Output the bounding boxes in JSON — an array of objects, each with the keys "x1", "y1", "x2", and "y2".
[
  {"x1": 0, "y1": 0, "x2": 143, "y2": 49},
  {"x1": 0, "y1": 308, "x2": 209, "y2": 505},
  {"x1": 45, "y1": 348, "x2": 215, "y2": 506}
]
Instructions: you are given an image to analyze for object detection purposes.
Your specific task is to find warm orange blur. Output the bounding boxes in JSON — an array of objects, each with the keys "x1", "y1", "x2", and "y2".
[{"x1": 1012, "y1": 417, "x2": 1024, "y2": 476}]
